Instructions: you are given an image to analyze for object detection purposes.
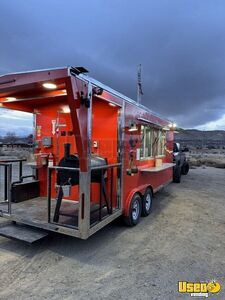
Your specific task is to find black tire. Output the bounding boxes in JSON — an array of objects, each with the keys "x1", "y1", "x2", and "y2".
[
  {"x1": 142, "y1": 188, "x2": 153, "y2": 217},
  {"x1": 124, "y1": 193, "x2": 142, "y2": 226},
  {"x1": 173, "y1": 165, "x2": 181, "y2": 183},
  {"x1": 181, "y1": 162, "x2": 189, "y2": 175}
]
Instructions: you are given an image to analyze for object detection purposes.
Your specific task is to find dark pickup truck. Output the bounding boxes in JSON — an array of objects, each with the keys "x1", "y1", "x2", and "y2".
[{"x1": 173, "y1": 142, "x2": 189, "y2": 183}]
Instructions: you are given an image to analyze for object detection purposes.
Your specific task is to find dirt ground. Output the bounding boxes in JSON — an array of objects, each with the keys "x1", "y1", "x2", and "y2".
[{"x1": 0, "y1": 167, "x2": 225, "y2": 299}]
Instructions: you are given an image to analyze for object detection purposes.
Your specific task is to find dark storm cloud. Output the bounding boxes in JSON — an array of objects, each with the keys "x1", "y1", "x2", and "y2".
[{"x1": 1, "y1": 0, "x2": 225, "y2": 129}]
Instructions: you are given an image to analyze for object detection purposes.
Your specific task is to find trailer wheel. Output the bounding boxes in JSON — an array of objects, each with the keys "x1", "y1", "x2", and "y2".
[
  {"x1": 173, "y1": 166, "x2": 181, "y2": 183},
  {"x1": 124, "y1": 193, "x2": 142, "y2": 226},
  {"x1": 181, "y1": 162, "x2": 189, "y2": 175},
  {"x1": 142, "y1": 188, "x2": 153, "y2": 217}
]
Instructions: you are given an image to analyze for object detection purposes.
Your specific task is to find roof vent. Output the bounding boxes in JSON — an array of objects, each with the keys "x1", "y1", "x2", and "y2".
[{"x1": 70, "y1": 66, "x2": 89, "y2": 75}]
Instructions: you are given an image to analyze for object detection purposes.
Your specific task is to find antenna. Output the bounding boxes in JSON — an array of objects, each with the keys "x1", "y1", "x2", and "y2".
[{"x1": 137, "y1": 64, "x2": 143, "y2": 104}]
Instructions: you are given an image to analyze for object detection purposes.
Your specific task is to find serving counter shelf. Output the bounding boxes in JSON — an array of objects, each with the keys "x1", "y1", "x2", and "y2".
[{"x1": 139, "y1": 163, "x2": 175, "y2": 173}]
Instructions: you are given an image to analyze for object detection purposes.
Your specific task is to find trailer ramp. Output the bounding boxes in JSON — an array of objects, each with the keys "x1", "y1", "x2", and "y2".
[{"x1": 0, "y1": 223, "x2": 48, "y2": 244}]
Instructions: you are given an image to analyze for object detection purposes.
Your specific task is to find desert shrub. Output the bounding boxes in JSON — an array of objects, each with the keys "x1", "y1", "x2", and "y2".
[{"x1": 189, "y1": 157, "x2": 225, "y2": 169}]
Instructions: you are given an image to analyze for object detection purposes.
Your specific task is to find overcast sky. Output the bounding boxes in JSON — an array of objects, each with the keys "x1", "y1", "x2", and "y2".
[{"x1": 1, "y1": 0, "x2": 225, "y2": 135}]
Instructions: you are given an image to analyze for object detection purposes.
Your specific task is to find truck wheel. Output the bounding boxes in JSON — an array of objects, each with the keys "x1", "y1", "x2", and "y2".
[
  {"x1": 181, "y1": 162, "x2": 189, "y2": 175},
  {"x1": 124, "y1": 193, "x2": 142, "y2": 226},
  {"x1": 173, "y1": 166, "x2": 181, "y2": 183},
  {"x1": 142, "y1": 188, "x2": 153, "y2": 217}
]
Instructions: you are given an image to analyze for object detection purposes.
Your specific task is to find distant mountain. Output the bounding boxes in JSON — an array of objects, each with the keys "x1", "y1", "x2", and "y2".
[{"x1": 175, "y1": 129, "x2": 225, "y2": 148}]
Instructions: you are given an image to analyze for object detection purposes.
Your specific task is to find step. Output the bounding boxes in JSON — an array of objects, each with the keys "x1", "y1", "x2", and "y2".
[{"x1": 0, "y1": 223, "x2": 49, "y2": 243}]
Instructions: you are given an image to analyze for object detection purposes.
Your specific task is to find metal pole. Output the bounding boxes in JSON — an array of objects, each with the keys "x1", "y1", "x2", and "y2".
[
  {"x1": 7, "y1": 164, "x2": 12, "y2": 214},
  {"x1": 110, "y1": 168, "x2": 113, "y2": 214},
  {"x1": 78, "y1": 81, "x2": 92, "y2": 239},
  {"x1": 4, "y1": 165, "x2": 7, "y2": 201},
  {"x1": 47, "y1": 168, "x2": 52, "y2": 223},
  {"x1": 137, "y1": 64, "x2": 143, "y2": 104},
  {"x1": 19, "y1": 161, "x2": 23, "y2": 180},
  {"x1": 99, "y1": 169, "x2": 103, "y2": 221}
]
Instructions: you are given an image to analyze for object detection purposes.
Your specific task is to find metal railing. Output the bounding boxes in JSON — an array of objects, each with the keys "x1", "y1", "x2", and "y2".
[
  {"x1": 47, "y1": 166, "x2": 80, "y2": 229},
  {"x1": 91, "y1": 163, "x2": 122, "y2": 223},
  {"x1": 47, "y1": 163, "x2": 122, "y2": 229},
  {"x1": 0, "y1": 163, "x2": 12, "y2": 215},
  {"x1": 0, "y1": 158, "x2": 26, "y2": 182}
]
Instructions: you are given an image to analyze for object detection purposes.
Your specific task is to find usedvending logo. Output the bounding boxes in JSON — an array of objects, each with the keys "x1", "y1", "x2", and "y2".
[{"x1": 178, "y1": 280, "x2": 221, "y2": 297}]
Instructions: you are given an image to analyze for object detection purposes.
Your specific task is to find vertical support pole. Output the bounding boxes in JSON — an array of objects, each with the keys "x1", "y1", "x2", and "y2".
[
  {"x1": 110, "y1": 167, "x2": 113, "y2": 213},
  {"x1": 33, "y1": 113, "x2": 38, "y2": 180},
  {"x1": 78, "y1": 81, "x2": 92, "y2": 239},
  {"x1": 19, "y1": 161, "x2": 23, "y2": 180},
  {"x1": 117, "y1": 104, "x2": 125, "y2": 211},
  {"x1": 47, "y1": 168, "x2": 52, "y2": 223},
  {"x1": 79, "y1": 172, "x2": 91, "y2": 238},
  {"x1": 99, "y1": 170, "x2": 103, "y2": 221},
  {"x1": 4, "y1": 165, "x2": 7, "y2": 201},
  {"x1": 7, "y1": 164, "x2": 12, "y2": 214}
]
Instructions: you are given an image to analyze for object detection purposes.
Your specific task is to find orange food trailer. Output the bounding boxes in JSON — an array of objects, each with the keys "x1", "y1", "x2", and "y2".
[{"x1": 0, "y1": 67, "x2": 175, "y2": 242}]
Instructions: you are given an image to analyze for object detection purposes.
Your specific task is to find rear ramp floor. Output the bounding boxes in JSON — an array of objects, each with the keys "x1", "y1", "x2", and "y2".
[
  {"x1": 0, "y1": 223, "x2": 48, "y2": 243},
  {"x1": 0, "y1": 197, "x2": 109, "y2": 229}
]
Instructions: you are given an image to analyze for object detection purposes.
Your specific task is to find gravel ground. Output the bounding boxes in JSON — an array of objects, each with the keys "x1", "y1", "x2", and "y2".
[{"x1": 0, "y1": 167, "x2": 225, "y2": 299}]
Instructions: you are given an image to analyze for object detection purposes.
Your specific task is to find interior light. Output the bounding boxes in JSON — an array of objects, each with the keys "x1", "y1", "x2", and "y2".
[
  {"x1": 42, "y1": 82, "x2": 57, "y2": 89},
  {"x1": 6, "y1": 97, "x2": 17, "y2": 101},
  {"x1": 109, "y1": 102, "x2": 116, "y2": 107},
  {"x1": 62, "y1": 105, "x2": 70, "y2": 113}
]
